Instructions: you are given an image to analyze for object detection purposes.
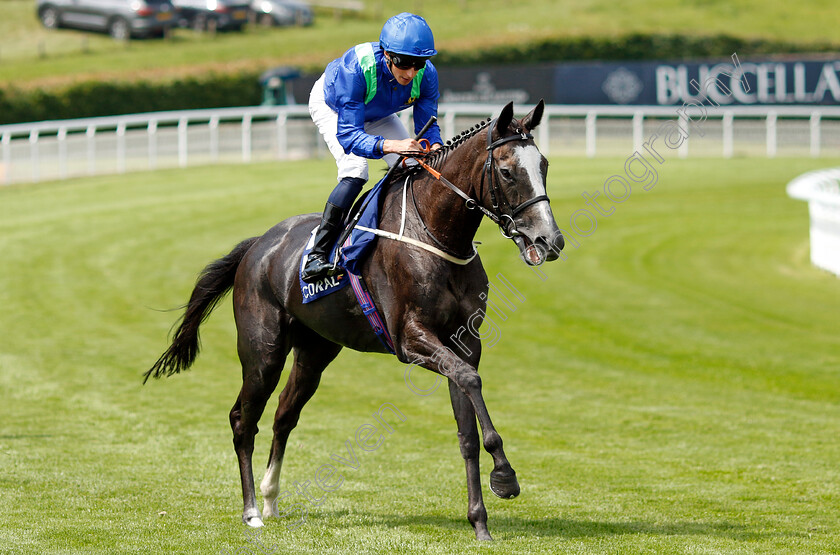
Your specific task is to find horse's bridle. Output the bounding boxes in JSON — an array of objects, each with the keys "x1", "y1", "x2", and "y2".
[
  {"x1": 413, "y1": 117, "x2": 551, "y2": 242},
  {"x1": 480, "y1": 118, "x2": 551, "y2": 238}
]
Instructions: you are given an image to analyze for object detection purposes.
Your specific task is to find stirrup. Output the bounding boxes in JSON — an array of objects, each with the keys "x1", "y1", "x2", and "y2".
[
  {"x1": 302, "y1": 255, "x2": 333, "y2": 282},
  {"x1": 301, "y1": 201, "x2": 347, "y2": 282}
]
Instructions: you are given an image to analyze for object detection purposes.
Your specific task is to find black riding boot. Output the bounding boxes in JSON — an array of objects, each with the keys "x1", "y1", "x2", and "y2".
[{"x1": 301, "y1": 201, "x2": 347, "y2": 282}]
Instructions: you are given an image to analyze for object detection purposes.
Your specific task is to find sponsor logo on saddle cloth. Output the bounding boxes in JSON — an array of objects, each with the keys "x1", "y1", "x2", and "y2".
[{"x1": 299, "y1": 228, "x2": 349, "y2": 304}]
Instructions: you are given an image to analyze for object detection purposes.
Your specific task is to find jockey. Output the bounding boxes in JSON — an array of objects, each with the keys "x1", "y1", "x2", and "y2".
[{"x1": 303, "y1": 12, "x2": 443, "y2": 282}]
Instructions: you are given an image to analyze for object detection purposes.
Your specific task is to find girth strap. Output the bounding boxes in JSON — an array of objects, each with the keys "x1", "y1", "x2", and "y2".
[{"x1": 356, "y1": 225, "x2": 478, "y2": 265}]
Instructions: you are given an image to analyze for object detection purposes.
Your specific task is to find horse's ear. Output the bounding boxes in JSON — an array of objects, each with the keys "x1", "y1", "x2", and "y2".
[
  {"x1": 495, "y1": 102, "x2": 515, "y2": 136},
  {"x1": 522, "y1": 99, "x2": 545, "y2": 132}
]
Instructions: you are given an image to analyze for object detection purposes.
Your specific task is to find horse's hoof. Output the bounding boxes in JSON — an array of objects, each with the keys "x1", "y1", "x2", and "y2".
[
  {"x1": 244, "y1": 515, "x2": 264, "y2": 528},
  {"x1": 475, "y1": 529, "x2": 494, "y2": 541},
  {"x1": 263, "y1": 500, "x2": 278, "y2": 518},
  {"x1": 489, "y1": 469, "x2": 520, "y2": 499}
]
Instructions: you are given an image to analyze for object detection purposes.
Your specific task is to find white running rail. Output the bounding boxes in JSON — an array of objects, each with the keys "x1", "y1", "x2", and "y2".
[{"x1": 1, "y1": 104, "x2": 839, "y2": 185}]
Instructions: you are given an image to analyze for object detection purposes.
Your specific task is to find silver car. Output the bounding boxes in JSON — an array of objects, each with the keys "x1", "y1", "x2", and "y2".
[
  {"x1": 171, "y1": 0, "x2": 251, "y2": 31},
  {"x1": 249, "y1": 0, "x2": 313, "y2": 26},
  {"x1": 37, "y1": 0, "x2": 177, "y2": 39}
]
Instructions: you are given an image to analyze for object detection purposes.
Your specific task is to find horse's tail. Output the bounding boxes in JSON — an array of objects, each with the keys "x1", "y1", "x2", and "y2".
[{"x1": 143, "y1": 237, "x2": 259, "y2": 384}]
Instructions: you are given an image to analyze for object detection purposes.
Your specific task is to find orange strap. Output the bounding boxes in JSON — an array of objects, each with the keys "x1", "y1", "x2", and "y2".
[
  {"x1": 415, "y1": 158, "x2": 441, "y2": 180},
  {"x1": 403, "y1": 139, "x2": 443, "y2": 180}
]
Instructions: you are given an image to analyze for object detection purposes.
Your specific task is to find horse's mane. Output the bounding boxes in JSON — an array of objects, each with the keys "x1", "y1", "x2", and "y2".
[{"x1": 387, "y1": 117, "x2": 494, "y2": 184}]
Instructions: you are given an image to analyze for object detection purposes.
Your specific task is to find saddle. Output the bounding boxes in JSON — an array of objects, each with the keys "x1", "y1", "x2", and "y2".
[{"x1": 297, "y1": 175, "x2": 395, "y2": 354}]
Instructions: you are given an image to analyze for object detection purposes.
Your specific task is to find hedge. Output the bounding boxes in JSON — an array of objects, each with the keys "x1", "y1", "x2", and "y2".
[
  {"x1": 1, "y1": 33, "x2": 836, "y2": 125},
  {"x1": 433, "y1": 33, "x2": 838, "y2": 66},
  {"x1": 0, "y1": 72, "x2": 262, "y2": 125}
]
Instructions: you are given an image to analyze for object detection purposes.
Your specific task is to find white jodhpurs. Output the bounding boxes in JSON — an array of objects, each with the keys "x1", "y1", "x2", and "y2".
[{"x1": 309, "y1": 73, "x2": 411, "y2": 182}]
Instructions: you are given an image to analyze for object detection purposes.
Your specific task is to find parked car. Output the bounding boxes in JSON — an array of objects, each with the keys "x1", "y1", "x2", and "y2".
[
  {"x1": 36, "y1": 0, "x2": 176, "y2": 39},
  {"x1": 171, "y1": 0, "x2": 250, "y2": 31},
  {"x1": 249, "y1": 0, "x2": 313, "y2": 27}
]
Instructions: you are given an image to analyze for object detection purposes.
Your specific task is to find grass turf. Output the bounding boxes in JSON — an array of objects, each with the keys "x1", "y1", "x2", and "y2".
[{"x1": 0, "y1": 155, "x2": 839, "y2": 553}]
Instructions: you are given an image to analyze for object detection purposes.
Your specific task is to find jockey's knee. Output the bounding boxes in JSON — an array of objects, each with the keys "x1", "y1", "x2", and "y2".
[{"x1": 328, "y1": 176, "x2": 366, "y2": 210}]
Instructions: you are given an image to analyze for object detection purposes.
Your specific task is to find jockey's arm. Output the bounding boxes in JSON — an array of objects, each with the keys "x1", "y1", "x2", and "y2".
[{"x1": 382, "y1": 138, "x2": 442, "y2": 155}]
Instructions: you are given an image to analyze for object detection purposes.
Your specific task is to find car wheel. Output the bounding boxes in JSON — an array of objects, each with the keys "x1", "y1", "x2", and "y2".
[
  {"x1": 108, "y1": 17, "x2": 130, "y2": 40},
  {"x1": 40, "y1": 6, "x2": 60, "y2": 29}
]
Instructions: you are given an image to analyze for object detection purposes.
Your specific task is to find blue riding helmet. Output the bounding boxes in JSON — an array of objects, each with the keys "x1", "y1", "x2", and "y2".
[{"x1": 379, "y1": 12, "x2": 437, "y2": 58}]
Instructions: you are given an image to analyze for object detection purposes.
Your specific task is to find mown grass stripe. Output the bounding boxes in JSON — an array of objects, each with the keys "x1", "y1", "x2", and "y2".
[{"x1": 0, "y1": 156, "x2": 838, "y2": 553}]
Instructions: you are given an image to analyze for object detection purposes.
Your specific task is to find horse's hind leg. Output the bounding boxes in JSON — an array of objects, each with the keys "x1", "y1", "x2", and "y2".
[
  {"x1": 260, "y1": 327, "x2": 342, "y2": 520},
  {"x1": 448, "y1": 379, "x2": 492, "y2": 541},
  {"x1": 230, "y1": 308, "x2": 292, "y2": 528}
]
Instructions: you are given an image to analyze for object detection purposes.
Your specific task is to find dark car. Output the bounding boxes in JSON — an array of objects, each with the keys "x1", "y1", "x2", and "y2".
[
  {"x1": 37, "y1": 0, "x2": 176, "y2": 39},
  {"x1": 171, "y1": 0, "x2": 250, "y2": 31},
  {"x1": 249, "y1": 0, "x2": 313, "y2": 27}
]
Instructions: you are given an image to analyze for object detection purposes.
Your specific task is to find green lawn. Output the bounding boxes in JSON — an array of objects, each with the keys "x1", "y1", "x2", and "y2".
[
  {"x1": 0, "y1": 155, "x2": 839, "y2": 554},
  {"x1": 3, "y1": 0, "x2": 839, "y2": 86}
]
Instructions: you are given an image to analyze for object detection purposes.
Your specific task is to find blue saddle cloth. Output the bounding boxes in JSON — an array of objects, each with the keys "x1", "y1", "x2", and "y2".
[
  {"x1": 297, "y1": 175, "x2": 396, "y2": 354},
  {"x1": 298, "y1": 229, "x2": 349, "y2": 304},
  {"x1": 298, "y1": 174, "x2": 389, "y2": 303},
  {"x1": 339, "y1": 174, "x2": 389, "y2": 275}
]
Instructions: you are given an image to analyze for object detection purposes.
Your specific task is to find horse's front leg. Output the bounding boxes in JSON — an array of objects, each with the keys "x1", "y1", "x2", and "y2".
[
  {"x1": 403, "y1": 325, "x2": 520, "y2": 501},
  {"x1": 448, "y1": 357, "x2": 520, "y2": 501},
  {"x1": 448, "y1": 379, "x2": 492, "y2": 541}
]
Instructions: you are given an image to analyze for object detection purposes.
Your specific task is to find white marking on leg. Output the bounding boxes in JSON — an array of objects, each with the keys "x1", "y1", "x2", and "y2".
[
  {"x1": 245, "y1": 516, "x2": 265, "y2": 528},
  {"x1": 243, "y1": 506, "x2": 263, "y2": 527},
  {"x1": 260, "y1": 456, "x2": 284, "y2": 517}
]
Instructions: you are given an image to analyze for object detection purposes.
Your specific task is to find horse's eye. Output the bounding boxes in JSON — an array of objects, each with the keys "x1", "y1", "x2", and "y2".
[{"x1": 500, "y1": 168, "x2": 512, "y2": 180}]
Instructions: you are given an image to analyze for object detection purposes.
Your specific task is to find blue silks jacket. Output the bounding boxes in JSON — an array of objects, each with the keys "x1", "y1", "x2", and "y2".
[{"x1": 323, "y1": 42, "x2": 443, "y2": 159}]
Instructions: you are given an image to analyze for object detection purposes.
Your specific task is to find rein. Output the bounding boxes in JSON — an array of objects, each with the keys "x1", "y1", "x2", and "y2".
[
  {"x1": 357, "y1": 117, "x2": 551, "y2": 266},
  {"x1": 412, "y1": 117, "x2": 551, "y2": 241},
  {"x1": 357, "y1": 175, "x2": 478, "y2": 265}
]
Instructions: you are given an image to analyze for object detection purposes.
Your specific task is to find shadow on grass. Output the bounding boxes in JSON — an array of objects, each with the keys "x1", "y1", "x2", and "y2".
[{"x1": 302, "y1": 510, "x2": 797, "y2": 542}]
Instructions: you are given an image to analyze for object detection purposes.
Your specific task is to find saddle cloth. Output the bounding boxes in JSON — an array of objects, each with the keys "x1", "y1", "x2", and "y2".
[
  {"x1": 298, "y1": 173, "x2": 389, "y2": 304},
  {"x1": 339, "y1": 174, "x2": 389, "y2": 275},
  {"x1": 297, "y1": 175, "x2": 395, "y2": 354},
  {"x1": 298, "y1": 228, "x2": 349, "y2": 304}
]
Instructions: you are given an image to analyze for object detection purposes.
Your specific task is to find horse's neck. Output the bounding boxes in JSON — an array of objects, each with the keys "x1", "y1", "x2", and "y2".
[{"x1": 400, "y1": 147, "x2": 485, "y2": 256}]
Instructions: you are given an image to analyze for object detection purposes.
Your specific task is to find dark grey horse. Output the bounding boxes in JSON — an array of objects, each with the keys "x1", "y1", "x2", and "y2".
[{"x1": 145, "y1": 101, "x2": 564, "y2": 540}]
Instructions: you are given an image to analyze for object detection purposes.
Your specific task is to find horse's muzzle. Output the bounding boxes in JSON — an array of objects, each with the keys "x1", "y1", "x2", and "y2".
[{"x1": 514, "y1": 230, "x2": 563, "y2": 266}]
